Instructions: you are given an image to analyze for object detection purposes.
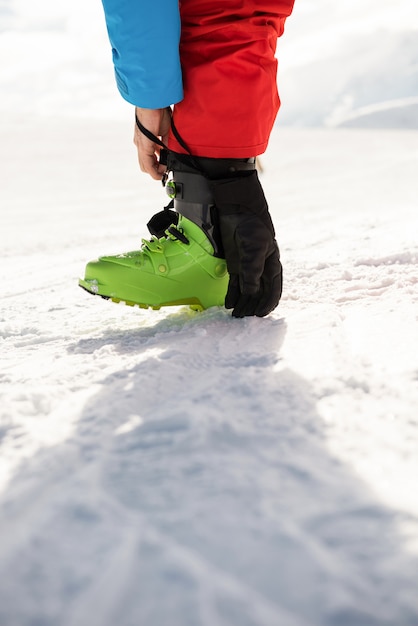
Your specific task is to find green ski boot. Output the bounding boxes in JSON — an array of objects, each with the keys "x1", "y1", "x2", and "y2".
[
  {"x1": 79, "y1": 152, "x2": 257, "y2": 312},
  {"x1": 79, "y1": 215, "x2": 228, "y2": 311}
]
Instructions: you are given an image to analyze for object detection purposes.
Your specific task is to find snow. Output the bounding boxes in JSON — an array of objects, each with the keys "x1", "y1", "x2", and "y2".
[
  {"x1": 277, "y1": 0, "x2": 418, "y2": 128},
  {"x1": 1, "y1": 1, "x2": 418, "y2": 625}
]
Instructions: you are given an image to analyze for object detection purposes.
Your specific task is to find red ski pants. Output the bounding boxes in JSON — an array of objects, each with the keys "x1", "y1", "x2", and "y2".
[{"x1": 168, "y1": 0, "x2": 295, "y2": 158}]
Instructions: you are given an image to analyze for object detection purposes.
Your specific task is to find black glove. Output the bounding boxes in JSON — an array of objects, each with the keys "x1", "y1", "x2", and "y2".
[{"x1": 210, "y1": 171, "x2": 283, "y2": 318}]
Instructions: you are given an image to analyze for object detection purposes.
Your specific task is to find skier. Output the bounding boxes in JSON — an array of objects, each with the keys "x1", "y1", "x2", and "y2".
[{"x1": 79, "y1": 0, "x2": 295, "y2": 317}]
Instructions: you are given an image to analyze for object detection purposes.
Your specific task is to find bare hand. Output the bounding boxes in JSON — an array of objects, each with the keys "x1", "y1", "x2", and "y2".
[{"x1": 133, "y1": 106, "x2": 172, "y2": 180}]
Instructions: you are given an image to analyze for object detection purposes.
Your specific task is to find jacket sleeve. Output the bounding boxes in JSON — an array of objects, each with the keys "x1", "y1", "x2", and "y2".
[{"x1": 100, "y1": 0, "x2": 183, "y2": 108}]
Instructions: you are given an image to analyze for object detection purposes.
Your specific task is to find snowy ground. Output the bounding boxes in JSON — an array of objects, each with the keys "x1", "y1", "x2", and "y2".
[
  {"x1": 1, "y1": 117, "x2": 418, "y2": 625},
  {"x1": 1, "y1": 0, "x2": 418, "y2": 623}
]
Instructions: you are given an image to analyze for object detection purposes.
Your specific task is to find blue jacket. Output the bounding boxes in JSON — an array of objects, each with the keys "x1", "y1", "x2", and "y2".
[{"x1": 100, "y1": 0, "x2": 183, "y2": 108}]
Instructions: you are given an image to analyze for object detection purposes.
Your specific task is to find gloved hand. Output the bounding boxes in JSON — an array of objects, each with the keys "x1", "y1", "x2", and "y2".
[{"x1": 210, "y1": 171, "x2": 283, "y2": 318}]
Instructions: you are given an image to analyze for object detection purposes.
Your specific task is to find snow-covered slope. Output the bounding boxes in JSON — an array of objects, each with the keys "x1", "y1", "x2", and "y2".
[
  {"x1": 1, "y1": 118, "x2": 418, "y2": 625},
  {"x1": 1, "y1": 0, "x2": 417, "y2": 127},
  {"x1": 278, "y1": 0, "x2": 418, "y2": 128},
  {"x1": 1, "y1": 0, "x2": 418, "y2": 623}
]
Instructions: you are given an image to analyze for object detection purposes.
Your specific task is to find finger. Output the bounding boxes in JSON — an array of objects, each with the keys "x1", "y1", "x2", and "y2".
[
  {"x1": 254, "y1": 255, "x2": 283, "y2": 317},
  {"x1": 232, "y1": 293, "x2": 258, "y2": 318},
  {"x1": 133, "y1": 135, "x2": 164, "y2": 180},
  {"x1": 137, "y1": 148, "x2": 160, "y2": 178},
  {"x1": 133, "y1": 107, "x2": 170, "y2": 180},
  {"x1": 224, "y1": 275, "x2": 240, "y2": 310},
  {"x1": 140, "y1": 154, "x2": 163, "y2": 180},
  {"x1": 236, "y1": 219, "x2": 269, "y2": 295}
]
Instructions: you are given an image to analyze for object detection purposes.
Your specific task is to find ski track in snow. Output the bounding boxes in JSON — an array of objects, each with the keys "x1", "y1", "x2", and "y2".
[{"x1": 1, "y1": 120, "x2": 418, "y2": 626}]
